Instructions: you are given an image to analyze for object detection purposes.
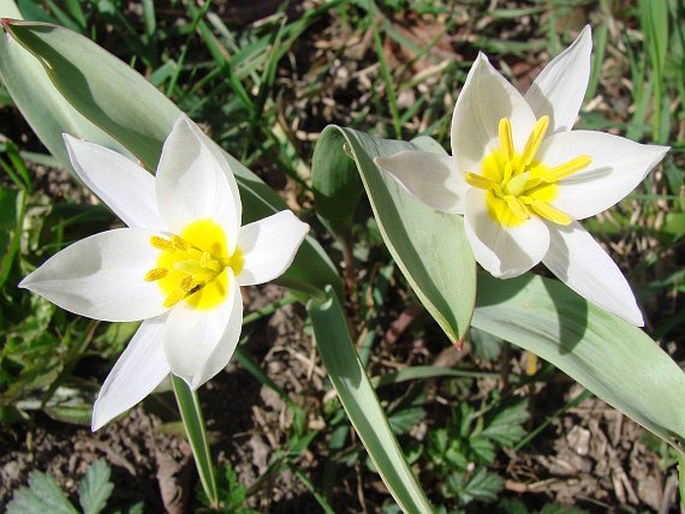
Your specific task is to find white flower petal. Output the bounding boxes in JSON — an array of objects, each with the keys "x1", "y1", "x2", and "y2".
[
  {"x1": 19, "y1": 228, "x2": 167, "y2": 322},
  {"x1": 237, "y1": 211, "x2": 309, "y2": 286},
  {"x1": 538, "y1": 131, "x2": 669, "y2": 219},
  {"x1": 543, "y1": 221, "x2": 643, "y2": 325},
  {"x1": 451, "y1": 53, "x2": 536, "y2": 169},
  {"x1": 91, "y1": 314, "x2": 170, "y2": 431},
  {"x1": 162, "y1": 269, "x2": 241, "y2": 389},
  {"x1": 374, "y1": 151, "x2": 466, "y2": 213},
  {"x1": 464, "y1": 189, "x2": 550, "y2": 278},
  {"x1": 195, "y1": 277, "x2": 243, "y2": 386},
  {"x1": 156, "y1": 116, "x2": 241, "y2": 252},
  {"x1": 63, "y1": 134, "x2": 163, "y2": 230},
  {"x1": 524, "y1": 26, "x2": 592, "y2": 132}
]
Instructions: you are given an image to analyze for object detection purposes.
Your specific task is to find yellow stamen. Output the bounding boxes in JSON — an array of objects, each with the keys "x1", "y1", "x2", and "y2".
[
  {"x1": 172, "y1": 235, "x2": 189, "y2": 251},
  {"x1": 179, "y1": 276, "x2": 196, "y2": 291},
  {"x1": 465, "y1": 171, "x2": 497, "y2": 190},
  {"x1": 164, "y1": 287, "x2": 188, "y2": 308},
  {"x1": 144, "y1": 268, "x2": 168, "y2": 281},
  {"x1": 201, "y1": 252, "x2": 222, "y2": 272},
  {"x1": 149, "y1": 219, "x2": 239, "y2": 311},
  {"x1": 520, "y1": 116, "x2": 549, "y2": 167},
  {"x1": 498, "y1": 118, "x2": 514, "y2": 162},
  {"x1": 502, "y1": 161, "x2": 513, "y2": 184},
  {"x1": 150, "y1": 236, "x2": 175, "y2": 252},
  {"x1": 545, "y1": 155, "x2": 592, "y2": 182},
  {"x1": 504, "y1": 195, "x2": 529, "y2": 220},
  {"x1": 528, "y1": 200, "x2": 572, "y2": 225}
]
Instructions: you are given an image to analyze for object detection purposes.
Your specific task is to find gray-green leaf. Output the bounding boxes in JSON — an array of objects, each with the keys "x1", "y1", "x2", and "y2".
[{"x1": 78, "y1": 459, "x2": 114, "y2": 514}]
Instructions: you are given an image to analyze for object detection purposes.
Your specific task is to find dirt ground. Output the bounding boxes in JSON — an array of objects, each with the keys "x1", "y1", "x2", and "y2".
[{"x1": 1, "y1": 286, "x2": 679, "y2": 512}]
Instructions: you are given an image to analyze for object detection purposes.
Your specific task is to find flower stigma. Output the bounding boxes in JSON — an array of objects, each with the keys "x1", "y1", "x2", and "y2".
[
  {"x1": 464, "y1": 116, "x2": 592, "y2": 227},
  {"x1": 144, "y1": 219, "x2": 243, "y2": 310}
]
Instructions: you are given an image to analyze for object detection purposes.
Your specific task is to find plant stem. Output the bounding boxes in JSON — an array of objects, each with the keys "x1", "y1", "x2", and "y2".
[{"x1": 172, "y1": 376, "x2": 218, "y2": 508}]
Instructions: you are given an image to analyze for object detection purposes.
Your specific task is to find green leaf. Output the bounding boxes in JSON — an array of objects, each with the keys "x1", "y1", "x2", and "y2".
[
  {"x1": 388, "y1": 405, "x2": 425, "y2": 435},
  {"x1": 468, "y1": 435, "x2": 496, "y2": 464},
  {"x1": 312, "y1": 125, "x2": 476, "y2": 341},
  {"x1": 323, "y1": 120, "x2": 685, "y2": 456},
  {"x1": 481, "y1": 398, "x2": 528, "y2": 447},
  {"x1": 0, "y1": 8, "x2": 134, "y2": 171},
  {"x1": 0, "y1": 186, "x2": 24, "y2": 287},
  {"x1": 78, "y1": 459, "x2": 114, "y2": 514},
  {"x1": 680, "y1": 452, "x2": 685, "y2": 511},
  {"x1": 0, "y1": 18, "x2": 341, "y2": 299},
  {"x1": 7, "y1": 471, "x2": 78, "y2": 514},
  {"x1": 171, "y1": 376, "x2": 218, "y2": 507},
  {"x1": 307, "y1": 286, "x2": 433, "y2": 513},
  {"x1": 497, "y1": 498, "x2": 530, "y2": 514},
  {"x1": 445, "y1": 467, "x2": 502, "y2": 505},
  {"x1": 472, "y1": 273, "x2": 685, "y2": 455}
]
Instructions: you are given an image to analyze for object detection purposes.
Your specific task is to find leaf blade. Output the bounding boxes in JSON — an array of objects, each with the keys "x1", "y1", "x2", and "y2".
[
  {"x1": 312, "y1": 125, "x2": 476, "y2": 341},
  {"x1": 307, "y1": 286, "x2": 433, "y2": 513}
]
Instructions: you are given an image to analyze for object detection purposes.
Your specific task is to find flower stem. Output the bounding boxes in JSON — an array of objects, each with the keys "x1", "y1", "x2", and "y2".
[{"x1": 172, "y1": 375, "x2": 218, "y2": 508}]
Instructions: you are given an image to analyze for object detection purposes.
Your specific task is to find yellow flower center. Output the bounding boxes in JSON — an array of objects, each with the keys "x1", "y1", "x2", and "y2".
[
  {"x1": 464, "y1": 116, "x2": 591, "y2": 227},
  {"x1": 144, "y1": 219, "x2": 243, "y2": 310}
]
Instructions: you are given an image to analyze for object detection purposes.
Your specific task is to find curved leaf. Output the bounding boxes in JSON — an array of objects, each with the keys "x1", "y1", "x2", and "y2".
[
  {"x1": 308, "y1": 286, "x2": 433, "y2": 513},
  {"x1": 0, "y1": 19, "x2": 341, "y2": 298},
  {"x1": 312, "y1": 126, "x2": 476, "y2": 341},
  {"x1": 0, "y1": 9, "x2": 134, "y2": 168},
  {"x1": 472, "y1": 272, "x2": 685, "y2": 454}
]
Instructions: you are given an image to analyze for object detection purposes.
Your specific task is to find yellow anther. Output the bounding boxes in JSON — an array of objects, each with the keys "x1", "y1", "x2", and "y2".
[
  {"x1": 171, "y1": 235, "x2": 189, "y2": 251},
  {"x1": 163, "y1": 287, "x2": 187, "y2": 308},
  {"x1": 144, "y1": 268, "x2": 169, "y2": 281},
  {"x1": 504, "y1": 195, "x2": 529, "y2": 220},
  {"x1": 529, "y1": 200, "x2": 572, "y2": 225},
  {"x1": 498, "y1": 118, "x2": 514, "y2": 162},
  {"x1": 465, "y1": 172, "x2": 496, "y2": 190},
  {"x1": 179, "y1": 276, "x2": 196, "y2": 291},
  {"x1": 148, "y1": 219, "x2": 236, "y2": 311},
  {"x1": 545, "y1": 155, "x2": 592, "y2": 182},
  {"x1": 520, "y1": 116, "x2": 549, "y2": 167},
  {"x1": 150, "y1": 236, "x2": 175, "y2": 252}
]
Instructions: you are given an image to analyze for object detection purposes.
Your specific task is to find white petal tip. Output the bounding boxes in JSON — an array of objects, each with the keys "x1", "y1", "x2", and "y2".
[{"x1": 615, "y1": 306, "x2": 644, "y2": 327}]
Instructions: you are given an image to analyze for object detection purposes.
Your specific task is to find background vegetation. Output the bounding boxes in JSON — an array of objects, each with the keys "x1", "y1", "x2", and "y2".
[{"x1": 0, "y1": 0, "x2": 683, "y2": 512}]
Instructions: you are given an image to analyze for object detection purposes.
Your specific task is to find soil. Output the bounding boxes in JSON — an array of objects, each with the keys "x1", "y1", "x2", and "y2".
[
  {"x1": 1, "y1": 1, "x2": 682, "y2": 513},
  {"x1": 1, "y1": 291, "x2": 679, "y2": 512}
]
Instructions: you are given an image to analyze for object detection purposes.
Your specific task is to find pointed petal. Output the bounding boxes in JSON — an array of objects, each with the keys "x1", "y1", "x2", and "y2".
[
  {"x1": 63, "y1": 134, "x2": 163, "y2": 230},
  {"x1": 155, "y1": 116, "x2": 241, "y2": 253},
  {"x1": 91, "y1": 314, "x2": 170, "y2": 431},
  {"x1": 538, "y1": 131, "x2": 669, "y2": 219},
  {"x1": 194, "y1": 277, "x2": 243, "y2": 387},
  {"x1": 237, "y1": 211, "x2": 309, "y2": 286},
  {"x1": 163, "y1": 269, "x2": 242, "y2": 389},
  {"x1": 543, "y1": 221, "x2": 643, "y2": 325},
  {"x1": 464, "y1": 189, "x2": 550, "y2": 278},
  {"x1": 19, "y1": 228, "x2": 168, "y2": 321},
  {"x1": 374, "y1": 151, "x2": 466, "y2": 213},
  {"x1": 451, "y1": 53, "x2": 536, "y2": 170},
  {"x1": 524, "y1": 25, "x2": 592, "y2": 132}
]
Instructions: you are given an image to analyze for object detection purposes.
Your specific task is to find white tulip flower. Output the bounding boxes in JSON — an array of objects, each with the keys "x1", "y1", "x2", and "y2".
[
  {"x1": 20, "y1": 116, "x2": 309, "y2": 430},
  {"x1": 375, "y1": 26, "x2": 668, "y2": 326}
]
